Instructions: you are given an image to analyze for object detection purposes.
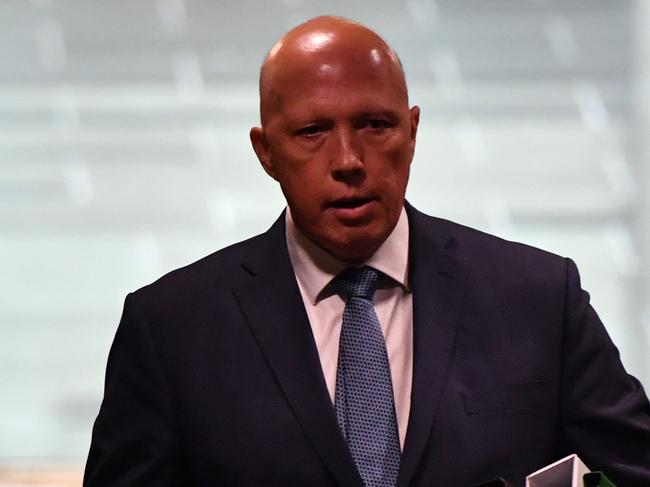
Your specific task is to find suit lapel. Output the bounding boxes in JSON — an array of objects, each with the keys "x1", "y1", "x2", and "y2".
[
  {"x1": 398, "y1": 205, "x2": 468, "y2": 487},
  {"x1": 233, "y1": 214, "x2": 362, "y2": 487}
]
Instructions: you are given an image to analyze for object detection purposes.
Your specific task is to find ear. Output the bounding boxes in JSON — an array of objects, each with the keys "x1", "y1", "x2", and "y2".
[
  {"x1": 409, "y1": 105, "x2": 420, "y2": 142},
  {"x1": 408, "y1": 105, "x2": 420, "y2": 160},
  {"x1": 250, "y1": 126, "x2": 277, "y2": 180}
]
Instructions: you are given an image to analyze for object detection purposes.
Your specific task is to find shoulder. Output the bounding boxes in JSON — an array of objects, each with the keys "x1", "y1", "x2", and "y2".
[
  {"x1": 129, "y1": 219, "x2": 282, "y2": 313},
  {"x1": 407, "y1": 205, "x2": 573, "y2": 290}
]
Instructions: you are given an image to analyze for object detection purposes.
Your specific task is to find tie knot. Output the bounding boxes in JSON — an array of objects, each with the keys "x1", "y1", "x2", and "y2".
[{"x1": 333, "y1": 266, "x2": 380, "y2": 301}]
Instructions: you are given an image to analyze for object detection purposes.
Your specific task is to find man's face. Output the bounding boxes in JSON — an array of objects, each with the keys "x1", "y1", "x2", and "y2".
[{"x1": 252, "y1": 43, "x2": 419, "y2": 263}]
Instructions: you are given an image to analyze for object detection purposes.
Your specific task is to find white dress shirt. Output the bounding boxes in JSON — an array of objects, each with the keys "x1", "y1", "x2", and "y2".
[{"x1": 285, "y1": 207, "x2": 413, "y2": 448}]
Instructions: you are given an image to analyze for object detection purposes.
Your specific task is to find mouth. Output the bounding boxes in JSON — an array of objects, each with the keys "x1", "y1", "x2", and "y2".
[
  {"x1": 328, "y1": 197, "x2": 374, "y2": 209},
  {"x1": 327, "y1": 196, "x2": 376, "y2": 221}
]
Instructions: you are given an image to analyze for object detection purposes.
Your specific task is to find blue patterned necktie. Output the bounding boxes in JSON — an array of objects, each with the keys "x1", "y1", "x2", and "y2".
[{"x1": 333, "y1": 266, "x2": 401, "y2": 487}]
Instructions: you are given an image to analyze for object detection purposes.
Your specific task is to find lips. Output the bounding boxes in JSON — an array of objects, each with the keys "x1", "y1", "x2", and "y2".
[
  {"x1": 326, "y1": 196, "x2": 376, "y2": 220},
  {"x1": 329, "y1": 197, "x2": 374, "y2": 209}
]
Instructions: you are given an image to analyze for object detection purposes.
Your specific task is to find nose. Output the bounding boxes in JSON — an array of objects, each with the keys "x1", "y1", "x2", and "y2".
[{"x1": 330, "y1": 126, "x2": 364, "y2": 183}]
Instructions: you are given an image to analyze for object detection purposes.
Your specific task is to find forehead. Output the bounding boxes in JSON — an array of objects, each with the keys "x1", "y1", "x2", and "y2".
[
  {"x1": 278, "y1": 87, "x2": 404, "y2": 125},
  {"x1": 267, "y1": 48, "x2": 407, "y2": 119}
]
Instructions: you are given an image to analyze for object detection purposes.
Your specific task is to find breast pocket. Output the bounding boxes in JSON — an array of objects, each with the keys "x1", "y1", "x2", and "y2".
[{"x1": 460, "y1": 380, "x2": 549, "y2": 415}]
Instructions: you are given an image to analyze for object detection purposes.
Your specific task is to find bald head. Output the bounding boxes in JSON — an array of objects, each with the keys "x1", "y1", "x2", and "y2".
[{"x1": 259, "y1": 16, "x2": 408, "y2": 125}]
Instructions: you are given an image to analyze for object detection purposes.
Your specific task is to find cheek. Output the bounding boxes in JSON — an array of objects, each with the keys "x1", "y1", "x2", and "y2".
[
  {"x1": 370, "y1": 145, "x2": 412, "y2": 182},
  {"x1": 271, "y1": 151, "x2": 323, "y2": 194},
  {"x1": 277, "y1": 169, "x2": 324, "y2": 213},
  {"x1": 368, "y1": 131, "x2": 414, "y2": 165}
]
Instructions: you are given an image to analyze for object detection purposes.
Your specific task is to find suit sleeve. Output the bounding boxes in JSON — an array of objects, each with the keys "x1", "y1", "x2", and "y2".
[
  {"x1": 559, "y1": 258, "x2": 650, "y2": 486},
  {"x1": 84, "y1": 293, "x2": 186, "y2": 486}
]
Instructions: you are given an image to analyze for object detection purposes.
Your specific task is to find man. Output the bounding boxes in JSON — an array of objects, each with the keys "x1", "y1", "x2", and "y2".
[{"x1": 85, "y1": 16, "x2": 650, "y2": 486}]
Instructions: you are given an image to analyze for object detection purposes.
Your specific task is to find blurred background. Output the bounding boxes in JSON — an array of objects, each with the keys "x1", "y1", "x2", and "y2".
[{"x1": 1, "y1": 0, "x2": 649, "y2": 484}]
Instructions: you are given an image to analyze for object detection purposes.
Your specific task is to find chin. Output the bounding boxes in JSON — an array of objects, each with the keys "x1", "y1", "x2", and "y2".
[{"x1": 326, "y1": 229, "x2": 387, "y2": 264}]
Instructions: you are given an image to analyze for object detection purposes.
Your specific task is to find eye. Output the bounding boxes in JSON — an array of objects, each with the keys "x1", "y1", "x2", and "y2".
[
  {"x1": 365, "y1": 118, "x2": 391, "y2": 130},
  {"x1": 295, "y1": 125, "x2": 323, "y2": 137}
]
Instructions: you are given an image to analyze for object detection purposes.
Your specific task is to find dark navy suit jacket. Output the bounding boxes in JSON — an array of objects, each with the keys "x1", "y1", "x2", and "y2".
[{"x1": 85, "y1": 205, "x2": 650, "y2": 486}]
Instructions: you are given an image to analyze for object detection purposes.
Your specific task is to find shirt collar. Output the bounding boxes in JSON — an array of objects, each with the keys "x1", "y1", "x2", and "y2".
[{"x1": 285, "y1": 207, "x2": 410, "y2": 305}]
